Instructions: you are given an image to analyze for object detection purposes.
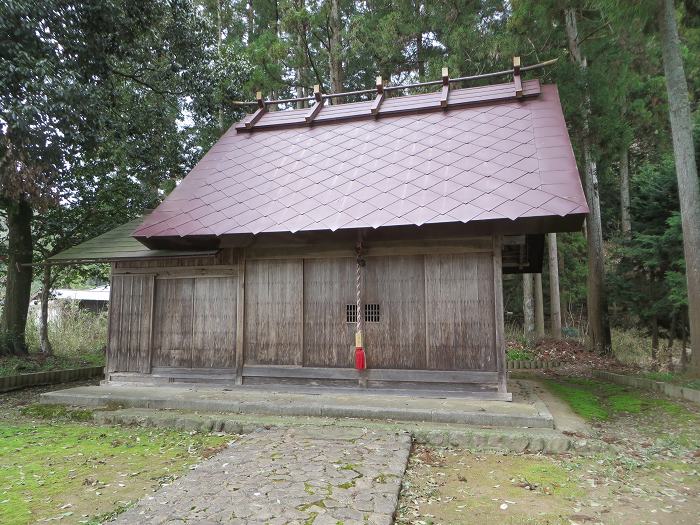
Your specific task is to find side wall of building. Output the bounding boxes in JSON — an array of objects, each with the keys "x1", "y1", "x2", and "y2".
[{"x1": 108, "y1": 235, "x2": 506, "y2": 390}]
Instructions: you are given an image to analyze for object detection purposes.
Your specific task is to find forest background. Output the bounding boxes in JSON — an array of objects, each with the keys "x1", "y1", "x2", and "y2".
[{"x1": 1, "y1": 0, "x2": 699, "y2": 373}]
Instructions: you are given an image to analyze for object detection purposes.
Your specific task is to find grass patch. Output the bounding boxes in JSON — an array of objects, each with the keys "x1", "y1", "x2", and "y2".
[
  {"x1": 641, "y1": 371, "x2": 700, "y2": 391},
  {"x1": 642, "y1": 371, "x2": 676, "y2": 382},
  {"x1": 0, "y1": 353, "x2": 104, "y2": 377},
  {"x1": 543, "y1": 380, "x2": 610, "y2": 420},
  {"x1": 506, "y1": 349, "x2": 533, "y2": 361},
  {"x1": 20, "y1": 403, "x2": 94, "y2": 422},
  {"x1": 542, "y1": 378, "x2": 690, "y2": 421},
  {"x1": 0, "y1": 421, "x2": 230, "y2": 525}
]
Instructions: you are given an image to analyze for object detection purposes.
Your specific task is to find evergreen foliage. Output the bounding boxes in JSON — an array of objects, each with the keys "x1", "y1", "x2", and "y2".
[{"x1": 0, "y1": 0, "x2": 698, "y2": 365}]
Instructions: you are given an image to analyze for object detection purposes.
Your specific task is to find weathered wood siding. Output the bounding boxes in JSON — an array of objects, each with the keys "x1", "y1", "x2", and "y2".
[
  {"x1": 244, "y1": 259, "x2": 303, "y2": 365},
  {"x1": 152, "y1": 278, "x2": 195, "y2": 368},
  {"x1": 108, "y1": 237, "x2": 502, "y2": 376},
  {"x1": 302, "y1": 258, "x2": 355, "y2": 367},
  {"x1": 425, "y1": 253, "x2": 496, "y2": 371},
  {"x1": 151, "y1": 276, "x2": 237, "y2": 368},
  {"x1": 192, "y1": 277, "x2": 237, "y2": 368},
  {"x1": 114, "y1": 249, "x2": 236, "y2": 269},
  {"x1": 107, "y1": 274, "x2": 154, "y2": 373},
  {"x1": 364, "y1": 255, "x2": 426, "y2": 369}
]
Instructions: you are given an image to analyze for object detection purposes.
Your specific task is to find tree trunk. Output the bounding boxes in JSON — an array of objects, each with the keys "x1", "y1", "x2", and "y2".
[
  {"x1": 620, "y1": 145, "x2": 632, "y2": 236},
  {"x1": 666, "y1": 312, "x2": 676, "y2": 372},
  {"x1": 217, "y1": 0, "x2": 224, "y2": 133},
  {"x1": 523, "y1": 273, "x2": 535, "y2": 341},
  {"x1": 564, "y1": 8, "x2": 611, "y2": 354},
  {"x1": 651, "y1": 315, "x2": 659, "y2": 370},
  {"x1": 247, "y1": 0, "x2": 254, "y2": 42},
  {"x1": 0, "y1": 198, "x2": 33, "y2": 355},
  {"x1": 681, "y1": 310, "x2": 689, "y2": 371},
  {"x1": 548, "y1": 233, "x2": 562, "y2": 338},
  {"x1": 295, "y1": 0, "x2": 308, "y2": 110},
  {"x1": 416, "y1": 2, "x2": 425, "y2": 81},
  {"x1": 534, "y1": 273, "x2": 545, "y2": 338},
  {"x1": 328, "y1": 0, "x2": 344, "y2": 101},
  {"x1": 659, "y1": 0, "x2": 700, "y2": 377},
  {"x1": 39, "y1": 264, "x2": 53, "y2": 355}
]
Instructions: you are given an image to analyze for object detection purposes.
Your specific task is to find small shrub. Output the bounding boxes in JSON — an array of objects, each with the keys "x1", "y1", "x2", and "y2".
[
  {"x1": 611, "y1": 328, "x2": 653, "y2": 367},
  {"x1": 506, "y1": 349, "x2": 533, "y2": 361},
  {"x1": 561, "y1": 326, "x2": 580, "y2": 339},
  {"x1": 24, "y1": 301, "x2": 107, "y2": 367}
]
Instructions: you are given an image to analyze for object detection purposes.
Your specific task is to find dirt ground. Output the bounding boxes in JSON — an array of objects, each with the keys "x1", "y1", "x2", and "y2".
[{"x1": 397, "y1": 374, "x2": 700, "y2": 525}]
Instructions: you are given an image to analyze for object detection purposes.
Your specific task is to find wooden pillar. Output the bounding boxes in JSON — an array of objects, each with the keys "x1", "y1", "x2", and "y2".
[
  {"x1": 106, "y1": 265, "x2": 116, "y2": 374},
  {"x1": 535, "y1": 273, "x2": 545, "y2": 337},
  {"x1": 523, "y1": 273, "x2": 535, "y2": 340},
  {"x1": 493, "y1": 235, "x2": 507, "y2": 394},
  {"x1": 548, "y1": 233, "x2": 562, "y2": 338},
  {"x1": 235, "y1": 252, "x2": 246, "y2": 385},
  {"x1": 146, "y1": 274, "x2": 156, "y2": 374}
]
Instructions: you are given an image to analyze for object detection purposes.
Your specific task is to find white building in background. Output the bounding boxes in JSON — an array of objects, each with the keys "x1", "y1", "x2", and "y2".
[{"x1": 30, "y1": 286, "x2": 110, "y2": 323}]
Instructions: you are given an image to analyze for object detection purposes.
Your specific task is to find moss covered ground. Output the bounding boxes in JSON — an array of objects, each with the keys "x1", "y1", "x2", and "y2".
[
  {"x1": 542, "y1": 377, "x2": 693, "y2": 421},
  {"x1": 0, "y1": 384, "x2": 231, "y2": 525}
]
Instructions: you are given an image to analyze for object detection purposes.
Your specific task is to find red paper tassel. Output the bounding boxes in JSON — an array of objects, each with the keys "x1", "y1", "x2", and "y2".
[{"x1": 355, "y1": 347, "x2": 366, "y2": 370}]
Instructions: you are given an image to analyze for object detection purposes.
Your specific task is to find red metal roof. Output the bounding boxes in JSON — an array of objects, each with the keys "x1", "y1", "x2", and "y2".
[{"x1": 134, "y1": 80, "x2": 587, "y2": 243}]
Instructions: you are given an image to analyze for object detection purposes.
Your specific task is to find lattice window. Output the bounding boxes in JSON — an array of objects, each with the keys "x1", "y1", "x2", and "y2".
[
  {"x1": 345, "y1": 304, "x2": 380, "y2": 323},
  {"x1": 364, "y1": 303, "x2": 380, "y2": 323},
  {"x1": 346, "y1": 304, "x2": 357, "y2": 323}
]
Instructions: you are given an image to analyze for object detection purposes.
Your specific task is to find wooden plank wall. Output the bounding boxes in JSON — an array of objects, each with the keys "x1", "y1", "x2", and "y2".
[
  {"x1": 425, "y1": 253, "x2": 496, "y2": 371},
  {"x1": 152, "y1": 278, "x2": 195, "y2": 368},
  {"x1": 193, "y1": 277, "x2": 237, "y2": 368},
  {"x1": 152, "y1": 276, "x2": 237, "y2": 368},
  {"x1": 107, "y1": 274, "x2": 154, "y2": 373},
  {"x1": 114, "y1": 249, "x2": 237, "y2": 269},
  {"x1": 108, "y1": 240, "x2": 502, "y2": 376},
  {"x1": 244, "y1": 259, "x2": 303, "y2": 365},
  {"x1": 302, "y1": 258, "x2": 355, "y2": 367},
  {"x1": 364, "y1": 255, "x2": 426, "y2": 369}
]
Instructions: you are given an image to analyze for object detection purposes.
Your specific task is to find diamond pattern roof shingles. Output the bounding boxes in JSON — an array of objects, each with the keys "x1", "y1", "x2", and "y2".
[{"x1": 134, "y1": 83, "x2": 587, "y2": 240}]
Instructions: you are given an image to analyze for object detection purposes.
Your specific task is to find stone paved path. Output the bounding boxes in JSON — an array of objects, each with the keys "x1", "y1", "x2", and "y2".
[{"x1": 108, "y1": 427, "x2": 411, "y2": 525}]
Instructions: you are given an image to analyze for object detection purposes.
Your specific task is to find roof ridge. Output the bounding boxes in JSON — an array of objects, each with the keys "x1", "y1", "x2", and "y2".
[{"x1": 236, "y1": 79, "x2": 541, "y2": 133}]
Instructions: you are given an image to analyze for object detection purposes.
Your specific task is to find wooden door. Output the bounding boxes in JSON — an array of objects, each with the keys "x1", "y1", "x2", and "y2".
[
  {"x1": 152, "y1": 276, "x2": 237, "y2": 368},
  {"x1": 244, "y1": 259, "x2": 303, "y2": 365},
  {"x1": 302, "y1": 257, "x2": 355, "y2": 367},
  {"x1": 107, "y1": 274, "x2": 154, "y2": 373},
  {"x1": 363, "y1": 255, "x2": 426, "y2": 369},
  {"x1": 425, "y1": 253, "x2": 496, "y2": 371},
  {"x1": 152, "y1": 277, "x2": 195, "y2": 368},
  {"x1": 192, "y1": 277, "x2": 237, "y2": 368}
]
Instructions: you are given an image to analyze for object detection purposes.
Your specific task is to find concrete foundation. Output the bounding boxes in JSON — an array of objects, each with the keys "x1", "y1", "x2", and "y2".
[{"x1": 41, "y1": 379, "x2": 554, "y2": 428}]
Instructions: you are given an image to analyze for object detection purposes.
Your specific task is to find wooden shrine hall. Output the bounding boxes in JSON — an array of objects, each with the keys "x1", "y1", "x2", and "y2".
[{"x1": 51, "y1": 59, "x2": 588, "y2": 400}]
